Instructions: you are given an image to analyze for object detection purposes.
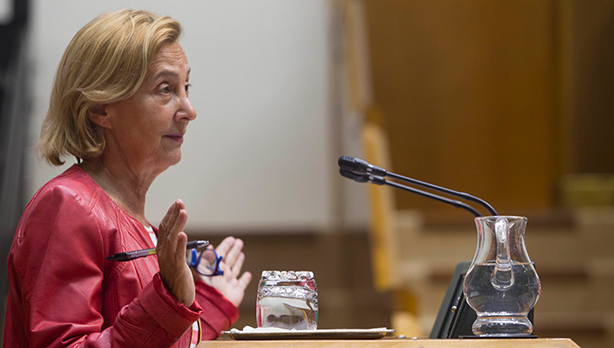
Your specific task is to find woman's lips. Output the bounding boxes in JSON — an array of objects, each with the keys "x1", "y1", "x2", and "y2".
[{"x1": 164, "y1": 134, "x2": 184, "y2": 142}]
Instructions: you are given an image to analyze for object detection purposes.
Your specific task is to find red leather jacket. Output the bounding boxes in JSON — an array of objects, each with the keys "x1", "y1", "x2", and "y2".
[{"x1": 4, "y1": 165, "x2": 239, "y2": 347}]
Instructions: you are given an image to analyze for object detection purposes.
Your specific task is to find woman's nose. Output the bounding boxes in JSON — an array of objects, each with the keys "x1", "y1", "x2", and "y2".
[{"x1": 177, "y1": 96, "x2": 197, "y2": 121}]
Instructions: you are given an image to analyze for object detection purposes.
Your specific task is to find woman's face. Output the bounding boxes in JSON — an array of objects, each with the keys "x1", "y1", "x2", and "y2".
[{"x1": 103, "y1": 41, "x2": 196, "y2": 174}]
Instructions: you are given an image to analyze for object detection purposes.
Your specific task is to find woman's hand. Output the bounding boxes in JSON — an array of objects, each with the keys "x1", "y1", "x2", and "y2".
[
  {"x1": 194, "y1": 237, "x2": 252, "y2": 307},
  {"x1": 157, "y1": 199, "x2": 195, "y2": 307}
]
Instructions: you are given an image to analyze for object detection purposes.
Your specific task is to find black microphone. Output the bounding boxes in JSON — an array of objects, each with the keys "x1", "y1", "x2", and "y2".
[
  {"x1": 338, "y1": 156, "x2": 387, "y2": 176},
  {"x1": 338, "y1": 156, "x2": 498, "y2": 216},
  {"x1": 340, "y1": 169, "x2": 482, "y2": 217}
]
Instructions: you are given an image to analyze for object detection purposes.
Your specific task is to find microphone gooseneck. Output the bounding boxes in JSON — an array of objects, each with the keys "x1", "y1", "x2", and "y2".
[
  {"x1": 338, "y1": 155, "x2": 498, "y2": 217},
  {"x1": 339, "y1": 169, "x2": 385, "y2": 185},
  {"x1": 340, "y1": 169, "x2": 481, "y2": 217}
]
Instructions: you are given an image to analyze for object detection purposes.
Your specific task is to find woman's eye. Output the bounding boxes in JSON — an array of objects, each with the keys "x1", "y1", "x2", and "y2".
[
  {"x1": 159, "y1": 84, "x2": 171, "y2": 94},
  {"x1": 185, "y1": 83, "x2": 191, "y2": 94}
]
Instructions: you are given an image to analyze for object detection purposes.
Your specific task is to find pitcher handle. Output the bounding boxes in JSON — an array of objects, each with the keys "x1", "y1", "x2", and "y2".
[{"x1": 491, "y1": 217, "x2": 515, "y2": 289}]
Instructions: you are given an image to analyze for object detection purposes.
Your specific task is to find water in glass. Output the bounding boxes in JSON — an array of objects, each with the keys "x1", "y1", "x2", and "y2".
[{"x1": 256, "y1": 271, "x2": 318, "y2": 330}]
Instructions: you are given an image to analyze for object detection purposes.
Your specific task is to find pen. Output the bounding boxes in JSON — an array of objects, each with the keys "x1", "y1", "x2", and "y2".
[{"x1": 107, "y1": 240, "x2": 209, "y2": 262}]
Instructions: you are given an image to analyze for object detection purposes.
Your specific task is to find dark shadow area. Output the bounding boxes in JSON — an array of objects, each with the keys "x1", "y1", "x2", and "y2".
[{"x1": 0, "y1": 0, "x2": 31, "y2": 342}]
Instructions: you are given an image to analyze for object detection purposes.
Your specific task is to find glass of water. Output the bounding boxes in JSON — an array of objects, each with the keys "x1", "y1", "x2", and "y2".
[{"x1": 256, "y1": 270, "x2": 318, "y2": 330}]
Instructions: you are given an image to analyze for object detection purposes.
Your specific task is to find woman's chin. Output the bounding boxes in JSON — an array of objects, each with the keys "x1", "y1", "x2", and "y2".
[
  {"x1": 167, "y1": 153, "x2": 182, "y2": 167},
  {"x1": 156, "y1": 152, "x2": 182, "y2": 170}
]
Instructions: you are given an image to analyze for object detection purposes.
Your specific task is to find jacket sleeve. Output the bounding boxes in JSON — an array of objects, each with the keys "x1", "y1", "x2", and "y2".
[
  {"x1": 8, "y1": 185, "x2": 202, "y2": 347},
  {"x1": 194, "y1": 281, "x2": 240, "y2": 340}
]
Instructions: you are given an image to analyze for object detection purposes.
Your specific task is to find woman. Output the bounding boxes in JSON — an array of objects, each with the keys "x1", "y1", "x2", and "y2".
[{"x1": 4, "y1": 9, "x2": 251, "y2": 347}]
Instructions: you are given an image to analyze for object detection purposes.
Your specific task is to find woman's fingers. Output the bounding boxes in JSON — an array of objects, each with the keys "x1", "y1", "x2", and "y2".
[
  {"x1": 237, "y1": 269, "x2": 252, "y2": 290},
  {"x1": 216, "y1": 237, "x2": 244, "y2": 272},
  {"x1": 158, "y1": 200, "x2": 184, "y2": 242},
  {"x1": 157, "y1": 200, "x2": 194, "y2": 307},
  {"x1": 172, "y1": 214, "x2": 188, "y2": 259},
  {"x1": 229, "y1": 250, "x2": 246, "y2": 276},
  {"x1": 214, "y1": 236, "x2": 235, "y2": 257}
]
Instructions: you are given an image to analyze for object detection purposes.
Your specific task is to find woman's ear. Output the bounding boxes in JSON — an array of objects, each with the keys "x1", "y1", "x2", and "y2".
[{"x1": 87, "y1": 103, "x2": 112, "y2": 129}]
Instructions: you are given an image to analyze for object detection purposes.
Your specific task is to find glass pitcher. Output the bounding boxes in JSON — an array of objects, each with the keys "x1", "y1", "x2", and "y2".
[{"x1": 463, "y1": 216, "x2": 541, "y2": 337}]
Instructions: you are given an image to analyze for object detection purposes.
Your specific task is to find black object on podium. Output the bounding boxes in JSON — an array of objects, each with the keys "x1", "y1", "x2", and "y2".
[{"x1": 429, "y1": 261, "x2": 475, "y2": 338}]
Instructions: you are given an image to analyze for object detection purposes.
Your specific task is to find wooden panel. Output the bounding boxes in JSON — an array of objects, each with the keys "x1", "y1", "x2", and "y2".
[
  {"x1": 567, "y1": 1, "x2": 614, "y2": 173},
  {"x1": 365, "y1": 0, "x2": 561, "y2": 213}
]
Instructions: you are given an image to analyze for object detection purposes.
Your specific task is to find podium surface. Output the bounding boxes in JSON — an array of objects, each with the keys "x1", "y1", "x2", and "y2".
[{"x1": 198, "y1": 338, "x2": 579, "y2": 348}]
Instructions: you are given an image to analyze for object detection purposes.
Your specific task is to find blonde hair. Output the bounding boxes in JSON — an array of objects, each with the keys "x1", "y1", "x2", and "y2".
[{"x1": 39, "y1": 9, "x2": 182, "y2": 165}]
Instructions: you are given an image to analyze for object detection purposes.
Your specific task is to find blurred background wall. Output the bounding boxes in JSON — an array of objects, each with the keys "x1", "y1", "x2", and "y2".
[
  {"x1": 365, "y1": 0, "x2": 614, "y2": 216},
  {"x1": 360, "y1": 2, "x2": 614, "y2": 347},
  {"x1": 1, "y1": 0, "x2": 614, "y2": 347}
]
